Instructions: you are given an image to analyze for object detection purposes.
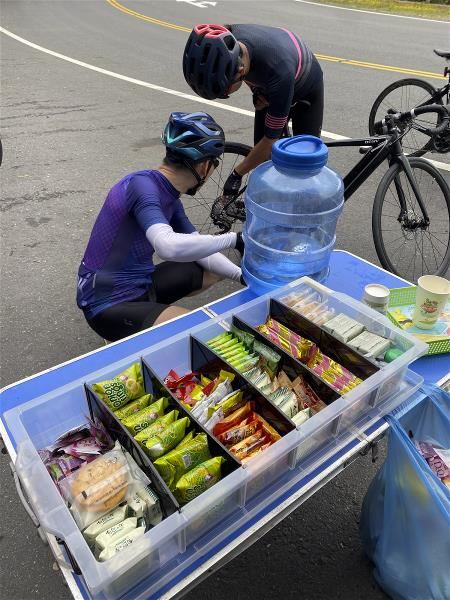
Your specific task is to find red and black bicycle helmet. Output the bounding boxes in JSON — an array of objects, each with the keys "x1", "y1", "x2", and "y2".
[{"x1": 183, "y1": 24, "x2": 241, "y2": 100}]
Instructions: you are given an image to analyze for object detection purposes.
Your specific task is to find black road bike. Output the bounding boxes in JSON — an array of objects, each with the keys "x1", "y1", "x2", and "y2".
[
  {"x1": 368, "y1": 49, "x2": 450, "y2": 157},
  {"x1": 182, "y1": 104, "x2": 450, "y2": 283}
]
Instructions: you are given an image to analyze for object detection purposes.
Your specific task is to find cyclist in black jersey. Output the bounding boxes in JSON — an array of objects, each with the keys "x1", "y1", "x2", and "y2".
[{"x1": 183, "y1": 23, "x2": 324, "y2": 197}]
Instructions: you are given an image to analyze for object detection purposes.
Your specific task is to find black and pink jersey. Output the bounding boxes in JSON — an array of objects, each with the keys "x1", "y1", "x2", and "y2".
[{"x1": 230, "y1": 24, "x2": 319, "y2": 138}]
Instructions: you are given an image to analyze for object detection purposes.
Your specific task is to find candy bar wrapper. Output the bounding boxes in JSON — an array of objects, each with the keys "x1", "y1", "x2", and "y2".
[
  {"x1": 279, "y1": 395, "x2": 299, "y2": 419},
  {"x1": 144, "y1": 417, "x2": 190, "y2": 460},
  {"x1": 98, "y1": 526, "x2": 146, "y2": 562},
  {"x1": 61, "y1": 436, "x2": 104, "y2": 458},
  {"x1": 122, "y1": 398, "x2": 168, "y2": 436},
  {"x1": 113, "y1": 394, "x2": 153, "y2": 420},
  {"x1": 277, "y1": 371, "x2": 293, "y2": 389},
  {"x1": 208, "y1": 390, "x2": 244, "y2": 419},
  {"x1": 254, "y1": 340, "x2": 281, "y2": 380},
  {"x1": 241, "y1": 441, "x2": 273, "y2": 462},
  {"x1": 231, "y1": 325, "x2": 255, "y2": 350},
  {"x1": 134, "y1": 410, "x2": 179, "y2": 446},
  {"x1": 204, "y1": 408, "x2": 224, "y2": 432},
  {"x1": 213, "y1": 401, "x2": 255, "y2": 437},
  {"x1": 230, "y1": 431, "x2": 268, "y2": 461},
  {"x1": 154, "y1": 433, "x2": 211, "y2": 490},
  {"x1": 92, "y1": 363, "x2": 144, "y2": 410},
  {"x1": 164, "y1": 370, "x2": 197, "y2": 391},
  {"x1": 252, "y1": 413, "x2": 282, "y2": 443},
  {"x1": 174, "y1": 457, "x2": 224, "y2": 504},
  {"x1": 292, "y1": 407, "x2": 313, "y2": 426},
  {"x1": 217, "y1": 418, "x2": 260, "y2": 447}
]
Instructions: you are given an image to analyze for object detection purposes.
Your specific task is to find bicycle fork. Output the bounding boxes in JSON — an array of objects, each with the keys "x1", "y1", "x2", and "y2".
[{"x1": 391, "y1": 144, "x2": 430, "y2": 228}]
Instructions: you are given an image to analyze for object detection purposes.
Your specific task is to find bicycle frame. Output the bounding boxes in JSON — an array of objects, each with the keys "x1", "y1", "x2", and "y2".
[{"x1": 326, "y1": 134, "x2": 430, "y2": 221}]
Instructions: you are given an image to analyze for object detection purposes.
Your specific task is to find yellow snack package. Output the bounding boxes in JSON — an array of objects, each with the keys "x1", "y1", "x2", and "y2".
[{"x1": 92, "y1": 363, "x2": 144, "y2": 410}]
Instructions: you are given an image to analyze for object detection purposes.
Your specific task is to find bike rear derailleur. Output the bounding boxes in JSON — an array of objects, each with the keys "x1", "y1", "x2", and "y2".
[{"x1": 210, "y1": 195, "x2": 246, "y2": 233}]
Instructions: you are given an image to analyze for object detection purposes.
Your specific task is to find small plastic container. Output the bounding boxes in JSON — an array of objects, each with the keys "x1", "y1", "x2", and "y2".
[{"x1": 243, "y1": 135, "x2": 344, "y2": 294}]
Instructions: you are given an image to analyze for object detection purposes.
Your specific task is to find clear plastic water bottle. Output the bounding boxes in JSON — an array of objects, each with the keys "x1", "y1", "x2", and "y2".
[{"x1": 242, "y1": 135, "x2": 344, "y2": 295}]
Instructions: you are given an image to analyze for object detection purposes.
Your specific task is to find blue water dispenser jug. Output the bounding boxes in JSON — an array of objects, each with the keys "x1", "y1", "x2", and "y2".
[{"x1": 242, "y1": 135, "x2": 344, "y2": 295}]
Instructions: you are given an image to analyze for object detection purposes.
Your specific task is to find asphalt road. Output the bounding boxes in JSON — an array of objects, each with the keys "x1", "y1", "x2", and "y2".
[{"x1": 0, "y1": 1, "x2": 449, "y2": 599}]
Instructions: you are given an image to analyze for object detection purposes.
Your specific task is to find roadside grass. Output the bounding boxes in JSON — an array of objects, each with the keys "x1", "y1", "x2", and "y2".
[{"x1": 311, "y1": 0, "x2": 449, "y2": 20}]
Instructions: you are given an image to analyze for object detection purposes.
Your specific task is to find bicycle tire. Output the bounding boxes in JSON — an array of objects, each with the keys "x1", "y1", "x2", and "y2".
[
  {"x1": 368, "y1": 78, "x2": 441, "y2": 157},
  {"x1": 372, "y1": 157, "x2": 450, "y2": 281},
  {"x1": 182, "y1": 141, "x2": 251, "y2": 262}
]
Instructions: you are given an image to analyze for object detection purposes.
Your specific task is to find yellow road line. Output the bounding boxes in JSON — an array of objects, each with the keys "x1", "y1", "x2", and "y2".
[{"x1": 107, "y1": 0, "x2": 445, "y2": 81}]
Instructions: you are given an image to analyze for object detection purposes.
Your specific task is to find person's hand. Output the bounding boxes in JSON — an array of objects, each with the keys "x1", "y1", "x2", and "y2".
[
  {"x1": 253, "y1": 92, "x2": 269, "y2": 111},
  {"x1": 235, "y1": 231, "x2": 245, "y2": 256},
  {"x1": 223, "y1": 169, "x2": 242, "y2": 197}
]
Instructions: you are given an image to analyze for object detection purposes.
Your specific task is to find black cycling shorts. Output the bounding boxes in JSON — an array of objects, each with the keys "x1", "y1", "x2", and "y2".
[{"x1": 86, "y1": 261, "x2": 204, "y2": 341}]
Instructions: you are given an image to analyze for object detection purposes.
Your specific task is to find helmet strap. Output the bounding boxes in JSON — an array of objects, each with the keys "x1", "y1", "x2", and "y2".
[{"x1": 183, "y1": 159, "x2": 206, "y2": 196}]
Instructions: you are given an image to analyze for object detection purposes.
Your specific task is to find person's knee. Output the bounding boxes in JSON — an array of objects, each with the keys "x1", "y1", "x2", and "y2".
[
  {"x1": 153, "y1": 305, "x2": 190, "y2": 326},
  {"x1": 202, "y1": 270, "x2": 222, "y2": 289}
]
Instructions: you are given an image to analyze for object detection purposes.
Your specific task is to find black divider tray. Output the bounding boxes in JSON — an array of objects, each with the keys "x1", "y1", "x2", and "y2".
[
  {"x1": 190, "y1": 335, "x2": 296, "y2": 435},
  {"x1": 85, "y1": 376, "x2": 180, "y2": 515},
  {"x1": 232, "y1": 315, "x2": 340, "y2": 405},
  {"x1": 270, "y1": 299, "x2": 379, "y2": 380},
  {"x1": 141, "y1": 358, "x2": 241, "y2": 476}
]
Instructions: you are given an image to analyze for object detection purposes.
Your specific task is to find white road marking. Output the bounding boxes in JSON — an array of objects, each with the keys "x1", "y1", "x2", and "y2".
[
  {"x1": 1, "y1": 26, "x2": 449, "y2": 172},
  {"x1": 294, "y1": 0, "x2": 449, "y2": 24},
  {"x1": 176, "y1": 0, "x2": 217, "y2": 6}
]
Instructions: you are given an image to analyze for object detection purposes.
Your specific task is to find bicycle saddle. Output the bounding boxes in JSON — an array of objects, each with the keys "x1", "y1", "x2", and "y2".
[{"x1": 433, "y1": 49, "x2": 450, "y2": 59}]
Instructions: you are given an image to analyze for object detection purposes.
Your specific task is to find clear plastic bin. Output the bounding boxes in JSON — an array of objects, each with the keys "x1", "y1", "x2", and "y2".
[{"x1": 4, "y1": 277, "x2": 426, "y2": 599}]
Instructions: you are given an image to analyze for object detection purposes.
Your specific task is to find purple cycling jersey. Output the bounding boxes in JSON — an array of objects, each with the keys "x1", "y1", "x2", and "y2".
[{"x1": 77, "y1": 170, "x2": 195, "y2": 319}]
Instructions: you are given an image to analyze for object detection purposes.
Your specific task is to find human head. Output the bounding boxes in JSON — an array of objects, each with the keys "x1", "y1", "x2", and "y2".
[
  {"x1": 161, "y1": 111, "x2": 225, "y2": 194},
  {"x1": 183, "y1": 24, "x2": 242, "y2": 100}
]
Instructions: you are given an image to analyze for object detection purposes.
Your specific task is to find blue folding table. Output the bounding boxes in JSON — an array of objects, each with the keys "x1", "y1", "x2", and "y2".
[{"x1": 1, "y1": 250, "x2": 448, "y2": 600}]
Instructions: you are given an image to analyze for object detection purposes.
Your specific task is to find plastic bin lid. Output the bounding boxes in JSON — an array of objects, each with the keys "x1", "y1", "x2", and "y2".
[{"x1": 272, "y1": 135, "x2": 328, "y2": 170}]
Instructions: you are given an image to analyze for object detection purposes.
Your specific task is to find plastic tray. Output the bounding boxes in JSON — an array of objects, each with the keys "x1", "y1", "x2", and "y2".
[
  {"x1": 386, "y1": 286, "x2": 450, "y2": 356},
  {"x1": 3, "y1": 278, "x2": 426, "y2": 599}
]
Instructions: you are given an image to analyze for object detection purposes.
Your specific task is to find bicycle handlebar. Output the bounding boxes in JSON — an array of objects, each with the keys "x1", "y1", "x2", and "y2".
[{"x1": 374, "y1": 103, "x2": 449, "y2": 136}]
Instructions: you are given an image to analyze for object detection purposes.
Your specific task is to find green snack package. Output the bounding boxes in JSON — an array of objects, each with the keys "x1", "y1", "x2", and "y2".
[
  {"x1": 174, "y1": 431, "x2": 195, "y2": 450},
  {"x1": 134, "y1": 410, "x2": 179, "y2": 445},
  {"x1": 174, "y1": 456, "x2": 225, "y2": 504},
  {"x1": 220, "y1": 344, "x2": 247, "y2": 360},
  {"x1": 154, "y1": 433, "x2": 211, "y2": 490},
  {"x1": 213, "y1": 338, "x2": 240, "y2": 353},
  {"x1": 92, "y1": 363, "x2": 144, "y2": 410},
  {"x1": 122, "y1": 398, "x2": 168, "y2": 435},
  {"x1": 231, "y1": 325, "x2": 255, "y2": 351},
  {"x1": 144, "y1": 417, "x2": 190, "y2": 460},
  {"x1": 208, "y1": 334, "x2": 232, "y2": 349},
  {"x1": 207, "y1": 332, "x2": 231, "y2": 346},
  {"x1": 254, "y1": 341, "x2": 281, "y2": 379},
  {"x1": 114, "y1": 393, "x2": 153, "y2": 420}
]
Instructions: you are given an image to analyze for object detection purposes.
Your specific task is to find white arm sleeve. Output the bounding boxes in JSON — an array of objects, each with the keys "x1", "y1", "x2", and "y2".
[
  {"x1": 146, "y1": 223, "x2": 237, "y2": 262},
  {"x1": 196, "y1": 252, "x2": 242, "y2": 282}
]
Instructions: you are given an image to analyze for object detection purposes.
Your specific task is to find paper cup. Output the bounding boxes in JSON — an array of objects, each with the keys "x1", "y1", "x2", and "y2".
[{"x1": 412, "y1": 275, "x2": 450, "y2": 330}]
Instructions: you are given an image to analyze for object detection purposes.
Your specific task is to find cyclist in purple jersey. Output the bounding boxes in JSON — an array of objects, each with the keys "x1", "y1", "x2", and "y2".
[
  {"x1": 183, "y1": 23, "x2": 324, "y2": 196},
  {"x1": 77, "y1": 112, "x2": 244, "y2": 342}
]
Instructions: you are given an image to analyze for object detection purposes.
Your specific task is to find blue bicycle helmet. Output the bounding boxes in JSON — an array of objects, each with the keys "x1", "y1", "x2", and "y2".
[
  {"x1": 183, "y1": 24, "x2": 241, "y2": 100},
  {"x1": 162, "y1": 111, "x2": 225, "y2": 162}
]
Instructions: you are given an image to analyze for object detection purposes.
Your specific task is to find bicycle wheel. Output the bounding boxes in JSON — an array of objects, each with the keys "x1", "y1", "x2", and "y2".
[
  {"x1": 372, "y1": 158, "x2": 450, "y2": 282},
  {"x1": 368, "y1": 79, "x2": 441, "y2": 157},
  {"x1": 182, "y1": 141, "x2": 251, "y2": 263}
]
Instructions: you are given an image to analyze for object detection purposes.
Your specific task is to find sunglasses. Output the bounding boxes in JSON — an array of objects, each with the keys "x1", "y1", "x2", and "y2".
[{"x1": 210, "y1": 157, "x2": 221, "y2": 170}]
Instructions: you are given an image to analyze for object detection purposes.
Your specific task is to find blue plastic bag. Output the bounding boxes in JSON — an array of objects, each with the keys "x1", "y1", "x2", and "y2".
[{"x1": 360, "y1": 385, "x2": 450, "y2": 600}]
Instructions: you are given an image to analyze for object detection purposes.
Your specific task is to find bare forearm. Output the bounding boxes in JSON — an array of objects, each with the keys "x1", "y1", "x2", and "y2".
[{"x1": 235, "y1": 137, "x2": 276, "y2": 176}]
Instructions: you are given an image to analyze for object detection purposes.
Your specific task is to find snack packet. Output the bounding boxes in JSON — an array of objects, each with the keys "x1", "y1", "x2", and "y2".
[
  {"x1": 144, "y1": 417, "x2": 190, "y2": 460},
  {"x1": 95, "y1": 517, "x2": 138, "y2": 553},
  {"x1": 114, "y1": 394, "x2": 153, "y2": 420},
  {"x1": 231, "y1": 325, "x2": 255, "y2": 350},
  {"x1": 208, "y1": 390, "x2": 244, "y2": 419},
  {"x1": 98, "y1": 526, "x2": 146, "y2": 562},
  {"x1": 134, "y1": 410, "x2": 179, "y2": 446},
  {"x1": 174, "y1": 456, "x2": 225, "y2": 504},
  {"x1": 83, "y1": 504, "x2": 128, "y2": 545},
  {"x1": 122, "y1": 398, "x2": 168, "y2": 436},
  {"x1": 217, "y1": 418, "x2": 260, "y2": 447},
  {"x1": 229, "y1": 431, "x2": 267, "y2": 461},
  {"x1": 213, "y1": 401, "x2": 255, "y2": 436},
  {"x1": 254, "y1": 340, "x2": 281, "y2": 380},
  {"x1": 154, "y1": 433, "x2": 211, "y2": 490},
  {"x1": 92, "y1": 363, "x2": 144, "y2": 410}
]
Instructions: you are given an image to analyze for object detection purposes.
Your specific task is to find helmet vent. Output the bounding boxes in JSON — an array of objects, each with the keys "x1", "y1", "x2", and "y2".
[
  {"x1": 201, "y1": 44, "x2": 210, "y2": 65},
  {"x1": 224, "y1": 35, "x2": 235, "y2": 50}
]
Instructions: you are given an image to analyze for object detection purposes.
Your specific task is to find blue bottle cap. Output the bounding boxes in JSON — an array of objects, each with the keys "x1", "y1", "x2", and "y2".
[{"x1": 272, "y1": 135, "x2": 328, "y2": 171}]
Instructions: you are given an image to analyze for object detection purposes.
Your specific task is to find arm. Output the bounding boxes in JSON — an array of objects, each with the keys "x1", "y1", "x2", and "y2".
[
  {"x1": 234, "y1": 136, "x2": 277, "y2": 176},
  {"x1": 146, "y1": 223, "x2": 237, "y2": 262},
  {"x1": 196, "y1": 251, "x2": 241, "y2": 282}
]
